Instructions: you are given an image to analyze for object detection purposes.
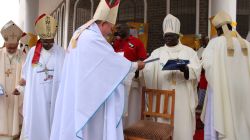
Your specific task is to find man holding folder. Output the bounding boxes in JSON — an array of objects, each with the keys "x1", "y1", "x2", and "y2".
[{"x1": 142, "y1": 14, "x2": 201, "y2": 140}]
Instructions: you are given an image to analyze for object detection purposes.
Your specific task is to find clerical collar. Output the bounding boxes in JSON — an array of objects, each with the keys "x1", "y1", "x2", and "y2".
[
  {"x1": 164, "y1": 43, "x2": 182, "y2": 52},
  {"x1": 87, "y1": 23, "x2": 102, "y2": 36}
]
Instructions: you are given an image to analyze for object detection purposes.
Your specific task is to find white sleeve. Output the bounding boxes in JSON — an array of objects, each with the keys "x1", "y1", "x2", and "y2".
[
  {"x1": 16, "y1": 51, "x2": 32, "y2": 93},
  {"x1": 187, "y1": 52, "x2": 201, "y2": 81},
  {"x1": 16, "y1": 85, "x2": 25, "y2": 93},
  {"x1": 142, "y1": 50, "x2": 159, "y2": 89},
  {"x1": 123, "y1": 62, "x2": 138, "y2": 86},
  {"x1": 21, "y1": 49, "x2": 33, "y2": 80}
]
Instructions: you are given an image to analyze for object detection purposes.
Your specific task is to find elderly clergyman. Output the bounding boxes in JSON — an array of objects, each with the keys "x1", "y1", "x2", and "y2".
[
  {"x1": 50, "y1": 0, "x2": 145, "y2": 140},
  {"x1": 0, "y1": 20, "x2": 24, "y2": 140}
]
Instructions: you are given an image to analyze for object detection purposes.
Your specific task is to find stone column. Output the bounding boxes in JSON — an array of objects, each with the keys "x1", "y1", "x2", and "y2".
[
  {"x1": 210, "y1": 0, "x2": 236, "y2": 21},
  {"x1": 23, "y1": 0, "x2": 39, "y2": 33}
]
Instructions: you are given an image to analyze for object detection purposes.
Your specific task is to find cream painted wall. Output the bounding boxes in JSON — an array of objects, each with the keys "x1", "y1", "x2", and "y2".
[
  {"x1": 39, "y1": 0, "x2": 63, "y2": 14},
  {"x1": 210, "y1": 0, "x2": 236, "y2": 21}
]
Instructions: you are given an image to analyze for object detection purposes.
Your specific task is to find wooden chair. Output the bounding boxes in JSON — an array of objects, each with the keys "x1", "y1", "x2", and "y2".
[{"x1": 124, "y1": 87, "x2": 175, "y2": 140}]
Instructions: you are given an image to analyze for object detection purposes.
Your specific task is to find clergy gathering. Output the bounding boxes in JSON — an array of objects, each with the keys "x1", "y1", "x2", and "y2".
[{"x1": 0, "y1": 0, "x2": 250, "y2": 140}]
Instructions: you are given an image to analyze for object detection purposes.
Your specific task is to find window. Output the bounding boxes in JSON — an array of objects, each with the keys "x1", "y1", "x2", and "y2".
[
  {"x1": 75, "y1": 0, "x2": 91, "y2": 30},
  {"x1": 53, "y1": 12, "x2": 58, "y2": 44},
  {"x1": 170, "y1": 0, "x2": 196, "y2": 34},
  {"x1": 118, "y1": 0, "x2": 144, "y2": 23},
  {"x1": 61, "y1": 4, "x2": 65, "y2": 47},
  {"x1": 57, "y1": 10, "x2": 61, "y2": 45},
  {"x1": 237, "y1": 0, "x2": 250, "y2": 38}
]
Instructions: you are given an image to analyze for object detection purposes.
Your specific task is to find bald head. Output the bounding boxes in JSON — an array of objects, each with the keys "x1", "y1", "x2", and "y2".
[{"x1": 96, "y1": 20, "x2": 114, "y2": 38}]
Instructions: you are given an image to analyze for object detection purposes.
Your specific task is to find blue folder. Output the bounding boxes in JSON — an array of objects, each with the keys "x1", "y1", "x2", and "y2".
[{"x1": 162, "y1": 59, "x2": 190, "y2": 70}]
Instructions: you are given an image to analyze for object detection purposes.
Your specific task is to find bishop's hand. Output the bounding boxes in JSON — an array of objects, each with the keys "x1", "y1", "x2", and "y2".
[
  {"x1": 19, "y1": 79, "x2": 26, "y2": 86},
  {"x1": 179, "y1": 65, "x2": 188, "y2": 72},
  {"x1": 12, "y1": 89, "x2": 20, "y2": 95},
  {"x1": 137, "y1": 61, "x2": 145, "y2": 70},
  {"x1": 179, "y1": 65, "x2": 189, "y2": 80}
]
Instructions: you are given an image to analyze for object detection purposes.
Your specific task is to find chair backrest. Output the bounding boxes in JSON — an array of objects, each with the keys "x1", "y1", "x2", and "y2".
[{"x1": 141, "y1": 87, "x2": 175, "y2": 127}]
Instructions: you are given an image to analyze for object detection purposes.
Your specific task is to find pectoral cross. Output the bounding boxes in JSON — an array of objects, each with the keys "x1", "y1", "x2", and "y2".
[
  {"x1": 5, "y1": 69, "x2": 12, "y2": 77},
  {"x1": 37, "y1": 66, "x2": 54, "y2": 81}
]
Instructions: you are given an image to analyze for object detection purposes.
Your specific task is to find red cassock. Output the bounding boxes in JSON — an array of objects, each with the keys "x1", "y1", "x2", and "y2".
[{"x1": 199, "y1": 69, "x2": 208, "y2": 89}]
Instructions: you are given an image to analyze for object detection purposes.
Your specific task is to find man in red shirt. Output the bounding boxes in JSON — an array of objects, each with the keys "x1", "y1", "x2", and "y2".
[{"x1": 113, "y1": 24, "x2": 147, "y2": 62}]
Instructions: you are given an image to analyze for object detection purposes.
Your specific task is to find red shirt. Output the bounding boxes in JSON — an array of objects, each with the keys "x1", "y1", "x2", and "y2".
[{"x1": 113, "y1": 36, "x2": 147, "y2": 62}]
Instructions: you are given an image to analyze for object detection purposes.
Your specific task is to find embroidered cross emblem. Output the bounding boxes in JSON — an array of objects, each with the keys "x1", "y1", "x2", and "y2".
[{"x1": 5, "y1": 69, "x2": 12, "y2": 77}]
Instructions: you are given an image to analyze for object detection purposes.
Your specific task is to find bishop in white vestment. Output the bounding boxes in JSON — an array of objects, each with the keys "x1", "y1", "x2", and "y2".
[
  {"x1": 143, "y1": 14, "x2": 201, "y2": 140},
  {"x1": 50, "y1": 0, "x2": 145, "y2": 140},
  {"x1": 21, "y1": 14, "x2": 65, "y2": 140},
  {"x1": 0, "y1": 21, "x2": 24, "y2": 140},
  {"x1": 202, "y1": 11, "x2": 250, "y2": 140}
]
